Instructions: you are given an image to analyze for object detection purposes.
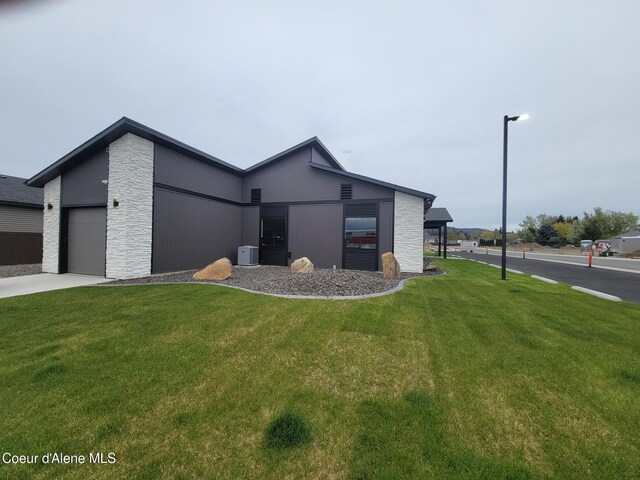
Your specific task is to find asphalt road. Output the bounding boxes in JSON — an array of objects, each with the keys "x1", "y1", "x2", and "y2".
[{"x1": 453, "y1": 252, "x2": 640, "y2": 303}]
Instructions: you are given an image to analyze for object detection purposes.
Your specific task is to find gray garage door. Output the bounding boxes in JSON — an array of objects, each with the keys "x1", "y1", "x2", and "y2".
[{"x1": 67, "y1": 207, "x2": 106, "y2": 276}]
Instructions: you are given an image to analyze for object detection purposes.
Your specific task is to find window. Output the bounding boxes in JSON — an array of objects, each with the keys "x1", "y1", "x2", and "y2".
[
  {"x1": 345, "y1": 217, "x2": 377, "y2": 249},
  {"x1": 251, "y1": 188, "x2": 262, "y2": 204},
  {"x1": 340, "y1": 183, "x2": 352, "y2": 200},
  {"x1": 261, "y1": 217, "x2": 286, "y2": 247}
]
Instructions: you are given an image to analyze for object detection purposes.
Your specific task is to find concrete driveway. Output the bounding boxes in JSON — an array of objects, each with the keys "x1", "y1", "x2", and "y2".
[{"x1": 0, "y1": 273, "x2": 109, "y2": 300}]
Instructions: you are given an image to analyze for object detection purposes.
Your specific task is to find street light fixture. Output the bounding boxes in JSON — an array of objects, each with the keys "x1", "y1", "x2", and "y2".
[{"x1": 501, "y1": 113, "x2": 529, "y2": 280}]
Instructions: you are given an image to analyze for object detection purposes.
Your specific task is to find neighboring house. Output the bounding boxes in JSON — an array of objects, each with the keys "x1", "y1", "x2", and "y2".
[
  {"x1": 609, "y1": 229, "x2": 640, "y2": 254},
  {"x1": 26, "y1": 117, "x2": 436, "y2": 279},
  {"x1": 0, "y1": 175, "x2": 43, "y2": 265}
]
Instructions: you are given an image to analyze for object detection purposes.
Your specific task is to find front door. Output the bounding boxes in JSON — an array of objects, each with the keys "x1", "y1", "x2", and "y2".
[{"x1": 260, "y1": 206, "x2": 288, "y2": 266}]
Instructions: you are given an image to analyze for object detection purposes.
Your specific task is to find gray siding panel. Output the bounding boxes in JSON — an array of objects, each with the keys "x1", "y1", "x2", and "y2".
[
  {"x1": 61, "y1": 150, "x2": 108, "y2": 206},
  {"x1": 154, "y1": 145, "x2": 243, "y2": 202},
  {"x1": 241, "y1": 206, "x2": 259, "y2": 246},
  {"x1": 0, "y1": 205, "x2": 43, "y2": 233},
  {"x1": 243, "y1": 147, "x2": 393, "y2": 203},
  {"x1": 152, "y1": 188, "x2": 242, "y2": 273},
  {"x1": 289, "y1": 204, "x2": 343, "y2": 269},
  {"x1": 378, "y1": 201, "x2": 393, "y2": 269}
]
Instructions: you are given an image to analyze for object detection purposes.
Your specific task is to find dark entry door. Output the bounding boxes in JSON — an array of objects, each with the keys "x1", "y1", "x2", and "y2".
[{"x1": 260, "y1": 206, "x2": 288, "y2": 266}]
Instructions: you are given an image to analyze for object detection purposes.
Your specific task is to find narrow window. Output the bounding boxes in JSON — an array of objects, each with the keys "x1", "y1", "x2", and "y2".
[
  {"x1": 251, "y1": 188, "x2": 262, "y2": 204},
  {"x1": 340, "y1": 183, "x2": 352, "y2": 200}
]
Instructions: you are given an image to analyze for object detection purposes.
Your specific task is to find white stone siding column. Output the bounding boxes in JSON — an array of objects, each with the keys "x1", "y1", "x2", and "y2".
[
  {"x1": 105, "y1": 133, "x2": 154, "y2": 279},
  {"x1": 393, "y1": 191, "x2": 424, "y2": 273},
  {"x1": 42, "y1": 176, "x2": 61, "y2": 273}
]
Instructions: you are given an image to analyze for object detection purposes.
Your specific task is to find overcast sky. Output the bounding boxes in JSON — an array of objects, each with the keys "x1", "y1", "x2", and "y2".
[{"x1": 1, "y1": 0, "x2": 638, "y2": 230}]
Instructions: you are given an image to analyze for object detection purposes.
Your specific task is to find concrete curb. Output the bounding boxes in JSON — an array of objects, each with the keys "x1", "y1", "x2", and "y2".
[
  {"x1": 570, "y1": 286, "x2": 622, "y2": 302},
  {"x1": 531, "y1": 275, "x2": 558, "y2": 285},
  {"x1": 487, "y1": 264, "x2": 523, "y2": 274}
]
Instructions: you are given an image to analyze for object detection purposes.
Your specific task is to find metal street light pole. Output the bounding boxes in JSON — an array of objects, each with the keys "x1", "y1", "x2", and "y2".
[{"x1": 501, "y1": 113, "x2": 529, "y2": 280}]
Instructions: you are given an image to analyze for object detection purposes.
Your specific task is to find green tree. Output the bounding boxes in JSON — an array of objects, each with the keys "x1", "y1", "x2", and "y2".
[
  {"x1": 518, "y1": 216, "x2": 538, "y2": 242},
  {"x1": 536, "y1": 224, "x2": 560, "y2": 247},
  {"x1": 553, "y1": 222, "x2": 572, "y2": 245},
  {"x1": 567, "y1": 220, "x2": 585, "y2": 246},
  {"x1": 582, "y1": 208, "x2": 638, "y2": 240}
]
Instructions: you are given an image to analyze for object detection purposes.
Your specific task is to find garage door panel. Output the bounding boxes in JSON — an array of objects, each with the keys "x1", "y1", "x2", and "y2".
[{"x1": 67, "y1": 208, "x2": 106, "y2": 276}]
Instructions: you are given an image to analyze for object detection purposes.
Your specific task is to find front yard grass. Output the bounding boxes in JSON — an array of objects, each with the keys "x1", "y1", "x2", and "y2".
[{"x1": 0, "y1": 260, "x2": 639, "y2": 479}]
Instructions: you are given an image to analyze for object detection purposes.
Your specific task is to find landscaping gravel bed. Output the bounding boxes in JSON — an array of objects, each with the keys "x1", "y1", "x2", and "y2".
[
  {"x1": 0, "y1": 263, "x2": 42, "y2": 279},
  {"x1": 104, "y1": 265, "x2": 441, "y2": 297}
]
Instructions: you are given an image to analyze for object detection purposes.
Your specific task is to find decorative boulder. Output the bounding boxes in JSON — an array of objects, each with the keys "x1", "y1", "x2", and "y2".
[
  {"x1": 423, "y1": 257, "x2": 438, "y2": 271},
  {"x1": 193, "y1": 257, "x2": 232, "y2": 281},
  {"x1": 381, "y1": 252, "x2": 401, "y2": 279},
  {"x1": 291, "y1": 257, "x2": 314, "y2": 273}
]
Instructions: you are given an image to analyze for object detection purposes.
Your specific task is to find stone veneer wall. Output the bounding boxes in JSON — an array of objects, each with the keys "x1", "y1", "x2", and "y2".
[
  {"x1": 42, "y1": 176, "x2": 61, "y2": 273},
  {"x1": 393, "y1": 191, "x2": 424, "y2": 273},
  {"x1": 105, "y1": 133, "x2": 154, "y2": 279}
]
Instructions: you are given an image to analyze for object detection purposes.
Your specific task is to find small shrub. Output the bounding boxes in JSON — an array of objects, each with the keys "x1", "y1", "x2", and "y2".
[{"x1": 264, "y1": 412, "x2": 311, "y2": 449}]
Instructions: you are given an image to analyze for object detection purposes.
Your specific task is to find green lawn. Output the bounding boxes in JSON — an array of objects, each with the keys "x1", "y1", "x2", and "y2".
[{"x1": 1, "y1": 260, "x2": 639, "y2": 479}]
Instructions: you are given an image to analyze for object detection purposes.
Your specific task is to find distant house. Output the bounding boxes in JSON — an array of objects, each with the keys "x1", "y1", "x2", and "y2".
[
  {"x1": 26, "y1": 117, "x2": 437, "y2": 278},
  {"x1": 610, "y1": 229, "x2": 640, "y2": 254},
  {"x1": 0, "y1": 175, "x2": 43, "y2": 265}
]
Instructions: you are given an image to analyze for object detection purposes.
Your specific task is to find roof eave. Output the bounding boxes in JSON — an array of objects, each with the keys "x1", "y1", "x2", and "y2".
[
  {"x1": 27, "y1": 117, "x2": 243, "y2": 188},
  {"x1": 308, "y1": 162, "x2": 436, "y2": 201}
]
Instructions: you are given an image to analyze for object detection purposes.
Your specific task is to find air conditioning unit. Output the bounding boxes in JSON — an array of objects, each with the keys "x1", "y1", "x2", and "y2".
[{"x1": 237, "y1": 245, "x2": 259, "y2": 266}]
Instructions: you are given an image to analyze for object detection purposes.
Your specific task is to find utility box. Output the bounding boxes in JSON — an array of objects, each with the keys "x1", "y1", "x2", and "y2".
[{"x1": 238, "y1": 245, "x2": 259, "y2": 266}]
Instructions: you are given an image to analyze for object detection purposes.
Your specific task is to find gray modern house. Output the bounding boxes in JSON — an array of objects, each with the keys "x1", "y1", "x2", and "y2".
[
  {"x1": 0, "y1": 175, "x2": 43, "y2": 265},
  {"x1": 26, "y1": 117, "x2": 436, "y2": 279}
]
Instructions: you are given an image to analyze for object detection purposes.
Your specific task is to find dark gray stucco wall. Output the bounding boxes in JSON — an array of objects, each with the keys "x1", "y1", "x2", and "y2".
[
  {"x1": 288, "y1": 204, "x2": 343, "y2": 269},
  {"x1": 241, "y1": 206, "x2": 259, "y2": 246},
  {"x1": 61, "y1": 149, "x2": 108, "y2": 206},
  {"x1": 378, "y1": 201, "x2": 393, "y2": 268},
  {"x1": 154, "y1": 145, "x2": 243, "y2": 202},
  {"x1": 242, "y1": 147, "x2": 393, "y2": 203},
  {"x1": 152, "y1": 188, "x2": 242, "y2": 273}
]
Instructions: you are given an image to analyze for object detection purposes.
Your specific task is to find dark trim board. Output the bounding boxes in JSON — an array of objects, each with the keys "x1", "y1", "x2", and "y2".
[
  {"x1": 154, "y1": 183, "x2": 244, "y2": 206},
  {"x1": 0, "y1": 201, "x2": 42, "y2": 210},
  {"x1": 155, "y1": 182, "x2": 394, "y2": 208},
  {"x1": 60, "y1": 202, "x2": 108, "y2": 208},
  {"x1": 59, "y1": 208, "x2": 69, "y2": 273}
]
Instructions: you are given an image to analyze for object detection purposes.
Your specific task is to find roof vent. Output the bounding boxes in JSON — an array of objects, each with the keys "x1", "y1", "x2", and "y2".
[{"x1": 340, "y1": 183, "x2": 352, "y2": 200}]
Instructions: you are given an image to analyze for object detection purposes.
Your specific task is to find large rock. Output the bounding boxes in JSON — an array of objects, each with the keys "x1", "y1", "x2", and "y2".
[
  {"x1": 291, "y1": 257, "x2": 314, "y2": 273},
  {"x1": 423, "y1": 257, "x2": 438, "y2": 271},
  {"x1": 381, "y1": 252, "x2": 401, "y2": 279},
  {"x1": 193, "y1": 257, "x2": 232, "y2": 281}
]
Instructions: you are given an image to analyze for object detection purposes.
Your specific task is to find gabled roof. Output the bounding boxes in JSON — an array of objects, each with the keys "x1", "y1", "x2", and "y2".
[
  {"x1": 308, "y1": 162, "x2": 436, "y2": 201},
  {"x1": 27, "y1": 117, "x2": 243, "y2": 187},
  {"x1": 0, "y1": 174, "x2": 43, "y2": 207},
  {"x1": 26, "y1": 117, "x2": 434, "y2": 204},
  {"x1": 613, "y1": 229, "x2": 640, "y2": 238},
  {"x1": 424, "y1": 207, "x2": 453, "y2": 223},
  {"x1": 244, "y1": 136, "x2": 344, "y2": 173}
]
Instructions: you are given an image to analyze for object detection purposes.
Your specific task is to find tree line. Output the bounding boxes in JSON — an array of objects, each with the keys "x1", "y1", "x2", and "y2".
[{"x1": 517, "y1": 208, "x2": 638, "y2": 247}]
